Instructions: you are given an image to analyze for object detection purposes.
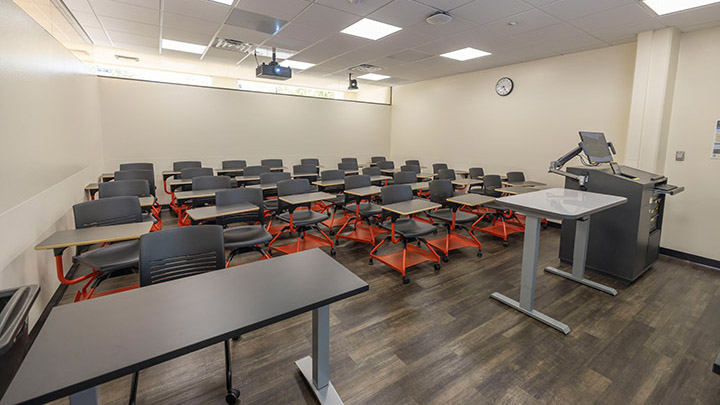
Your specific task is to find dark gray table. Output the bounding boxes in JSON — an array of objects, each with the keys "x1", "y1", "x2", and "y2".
[{"x1": 1, "y1": 249, "x2": 368, "y2": 405}]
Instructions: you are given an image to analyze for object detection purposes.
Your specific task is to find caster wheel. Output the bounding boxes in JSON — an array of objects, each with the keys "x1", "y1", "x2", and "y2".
[
  {"x1": 232, "y1": 336, "x2": 240, "y2": 341},
  {"x1": 330, "y1": 249, "x2": 336, "y2": 256},
  {"x1": 503, "y1": 241, "x2": 509, "y2": 247},
  {"x1": 329, "y1": 231, "x2": 335, "y2": 236},
  {"x1": 477, "y1": 250, "x2": 483, "y2": 257},
  {"x1": 434, "y1": 263, "x2": 441, "y2": 270},
  {"x1": 334, "y1": 239, "x2": 339, "y2": 244},
  {"x1": 442, "y1": 256, "x2": 449, "y2": 263},
  {"x1": 225, "y1": 388, "x2": 239, "y2": 404},
  {"x1": 402, "y1": 276, "x2": 410, "y2": 284},
  {"x1": 368, "y1": 259, "x2": 373, "y2": 265}
]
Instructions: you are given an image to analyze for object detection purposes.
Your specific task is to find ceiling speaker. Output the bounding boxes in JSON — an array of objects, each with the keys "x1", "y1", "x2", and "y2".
[{"x1": 426, "y1": 12, "x2": 453, "y2": 25}]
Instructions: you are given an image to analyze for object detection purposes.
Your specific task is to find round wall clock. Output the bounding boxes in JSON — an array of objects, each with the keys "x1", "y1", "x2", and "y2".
[{"x1": 496, "y1": 77, "x2": 514, "y2": 96}]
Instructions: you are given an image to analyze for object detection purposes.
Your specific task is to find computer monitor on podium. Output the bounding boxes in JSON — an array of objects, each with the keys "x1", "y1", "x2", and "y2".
[{"x1": 579, "y1": 131, "x2": 613, "y2": 164}]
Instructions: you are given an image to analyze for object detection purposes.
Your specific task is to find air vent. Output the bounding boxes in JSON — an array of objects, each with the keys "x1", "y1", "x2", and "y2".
[
  {"x1": 115, "y1": 54, "x2": 140, "y2": 62},
  {"x1": 213, "y1": 38, "x2": 256, "y2": 53},
  {"x1": 349, "y1": 64, "x2": 383, "y2": 73}
]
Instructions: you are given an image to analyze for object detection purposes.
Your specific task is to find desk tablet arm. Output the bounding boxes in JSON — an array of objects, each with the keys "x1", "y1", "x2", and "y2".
[{"x1": 549, "y1": 145, "x2": 589, "y2": 187}]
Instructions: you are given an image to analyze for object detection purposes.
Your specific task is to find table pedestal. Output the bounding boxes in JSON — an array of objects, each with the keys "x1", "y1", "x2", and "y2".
[
  {"x1": 490, "y1": 216, "x2": 571, "y2": 334},
  {"x1": 295, "y1": 305, "x2": 343, "y2": 404},
  {"x1": 543, "y1": 217, "x2": 617, "y2": 296}
]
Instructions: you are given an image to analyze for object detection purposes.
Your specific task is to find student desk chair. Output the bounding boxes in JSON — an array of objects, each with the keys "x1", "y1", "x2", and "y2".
[
  {"x1": 470, "y1": 175, "x2": 525, "y2": 246},
  {"x1": 335, "y1": 176, "x2": 386, "y2": 245},
  {"x1": 369, "y1": 185, "x2": 442, "y2": 284}
]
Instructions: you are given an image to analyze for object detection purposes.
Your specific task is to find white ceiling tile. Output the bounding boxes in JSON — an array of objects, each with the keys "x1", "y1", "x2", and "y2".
[
  {"x1": 293, "y1": 4, "x2": 362, "y2": 32},
  {"x1": 452, "y1": 0, "x2": 533, "y2": 25},
  {"x1": 578, "y1": 18, "x2": 665, "y2": 43},
  {"x1": 112, "y1": 42, "x2": 157, "y2": 54},
  {"x1": 85, "y1": 26, "x2": 112, "y2": 45},
  {"x1": 316, "y1": 0, "x2": 393, "y2": 16},
  {"x1": 414, "y1": 0, "x2": 475, "y2": 12},
  {"x1": 511, "y1": 23, "x2": 607, "y2": 54},
  {"x1": 367, "y1": 27, "x2": 437, "y2": 54},
  {"x1": 107, "y1": 30, "x2": 158, "y2": 47},
  {"x1": 235, "y1": 0, "x2": 310, "y2": 21},
  {"x1": 216, "y1": 24, "x2": 273, "y2": 45},
  {"x1": 164, "y1": 0, "x2": 230, "y2": 23},
  {"x1": 657, "y1": 3, "x2": 720, "y2": 30},
  {"x1": 540, "y1": 0, "x2": 633, "y2": 20},
  {"x1": 65, "y1": 0, "x2": 93, "y2": 13},
  {"x1": 161, "y1": 27, "x2": 213, "y2": 45},
  {"x1": 368, "y1": 0, "x2": 436, "y2": 28},
  {"x1": 72, "y1": 10, "x2": 102, "y2": 29},
  {"x1": 414, "y1": 26, "x2": 530, "y2": 54},
  {"x1": 370, "y1": 55, "x2": 416, "y2": 68},
  {"x1": 98, "y1": 15, "x2": 158, "y2": 37},
  {"x1": 292, "y1": 34, "x2": 369, "y2": 63},
  {"x1": 483, "y1": 8, "x2": 562, "y2": 35},
  {"x1": 408, "y1": 14, "x2": 477, "y2": 38},
  {"x1": 89, "y1": 0, "x2": 160, "y2": 25},
  {"x1": 112, "y1": 0, "x2": 159, "y2": 8},
  {"x1": 203, "y1": 47, "x2": 244, "y2": 63},
  {"x1": 570, "y1": 3, "x2": 656, "y2": 31},
  {"x1": 522, "y1": 0, "x2": 555, "y2": 6},
  {"x1": 263, "y1": 35, "x2": 312, "y2": 53},
  {"x1": 275, "y1": 22, "x2": 334, "y2": 44},
  {"x1": 163, "y1": 12, "x2": 222, "y2": 36},
  {"x1": 387, "y1": 49, "x2": 435, "y2": 62}
]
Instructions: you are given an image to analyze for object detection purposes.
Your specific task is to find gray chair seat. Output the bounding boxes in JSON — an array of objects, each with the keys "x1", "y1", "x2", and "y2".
[
  {"x1": 344, "y1": 202, "x2": 382, "y2": 216},
  {"x1": 223, "y1": 225, "x2": 272, "y2": 248},
  {"x1": 278, "y1": 210, "x2": 328, "y2": 226},
  {"x1": 380, "y1": 218, "x2": 436, "y2": 238},
  {"x1": 428, "y1": 208, "x2": 478, "y2": 223},
  {"x1": 264, "y1": 199, "x2": 279, "y2": 211},
  {"x1": 73, "y1": 240, "x2": 140, "y2": 273},
  {"x1": 327, "y1": 195, "x2": 345, "y2": 205},
  {"x1": 142, "y1": 213, "x2": 158, "y2": 223},
  {"x1": 483, "y1": 201, "x2": 507, "y2": 211}
]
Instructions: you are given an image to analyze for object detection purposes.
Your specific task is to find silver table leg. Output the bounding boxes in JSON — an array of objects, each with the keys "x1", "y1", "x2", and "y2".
[
  {"x1": 544, "y1": 217, "x2": 617, "y2": 296},
  {"x1": 295, "y1": 305, "x2": 343, "y2": 405},
  {"x1": 491, "y1": 215, "x2": 571, "y2": 335},
  {"x1": 69, "y1": 387, "x2": 100, "y2": 405}
]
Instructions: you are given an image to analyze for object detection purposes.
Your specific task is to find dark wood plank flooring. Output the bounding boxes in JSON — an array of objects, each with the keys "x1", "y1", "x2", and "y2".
[{"x1": 50, "y1": 210, "x2": 720, "y2": 404}]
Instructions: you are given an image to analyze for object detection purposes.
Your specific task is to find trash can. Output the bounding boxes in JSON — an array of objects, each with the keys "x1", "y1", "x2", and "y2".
[{"x1": 0, "y1": 284, "x2": 40, "y2": 397}]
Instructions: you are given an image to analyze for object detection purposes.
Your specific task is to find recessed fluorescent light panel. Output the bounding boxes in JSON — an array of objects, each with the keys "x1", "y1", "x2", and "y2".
[
  {"x1": 341, "y1": 18, "x2": 402, "y2": 40},
  {"x1": 209, "y1": 0, "x2": 233, "y2": 5},
  {"x1": 358, "y1": 73, "x2": 390, "y2": 81},
  {"x1": 440, "y1": 47, "x2": 491, "y2": 61},
  {"x1": 161, "y1": 39, "x2": 206, "y2": 55},
  {"x1": 279, "y1": 60, "x2": 316, "y2": 70},
  {"x1": 643, "y1": 0, "x2": 720, "y2": 14}
]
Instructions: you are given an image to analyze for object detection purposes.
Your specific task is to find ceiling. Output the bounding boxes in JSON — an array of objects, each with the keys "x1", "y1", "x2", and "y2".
[{"x1": 60, "y1": 0, "x2": 720, "y2": 86}]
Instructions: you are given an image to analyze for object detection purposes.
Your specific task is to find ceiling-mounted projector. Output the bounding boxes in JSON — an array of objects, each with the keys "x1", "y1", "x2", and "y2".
[
  {"x1": 426, "y1": 12, "x2": 452, "y2": 25},
  {"x1": 256, "y1": 47, "x2": 291, "y2": 80}
]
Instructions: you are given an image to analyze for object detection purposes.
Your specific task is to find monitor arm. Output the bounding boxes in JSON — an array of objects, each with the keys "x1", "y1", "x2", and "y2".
[{"x1": 549, "y1": 144, "x2": 589, "y2": 186}]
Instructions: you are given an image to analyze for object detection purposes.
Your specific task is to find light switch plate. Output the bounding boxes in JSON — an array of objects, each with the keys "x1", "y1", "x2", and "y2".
[{"x1": 675, "y1": 151, "x2": 685, "y2": 161}]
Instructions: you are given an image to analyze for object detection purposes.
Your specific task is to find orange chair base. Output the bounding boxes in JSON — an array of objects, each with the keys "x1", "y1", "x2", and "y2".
[
  {"x1": 321, "y1": 212, "x2": 352, "y2": 231},
  {"x1": 370, "y1": 243, "x2": 439, "y2": 277},
  {"x1": 337, "y1": 222, "x2": 386, "y2": 245},
  {"x1": 270, "y1": 233, "x2": 333, "y2": 255},
  {"x1": 476, "y1": 222, "x2": 524, "y2": 241},
  {"x1": 427, "y1": 232, "x2": 481, "y2": 257}
]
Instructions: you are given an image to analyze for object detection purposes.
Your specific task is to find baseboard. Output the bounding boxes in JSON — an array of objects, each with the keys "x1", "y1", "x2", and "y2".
[{"x1": 659, "y1": 247, "x2": 720, "y2": 270}]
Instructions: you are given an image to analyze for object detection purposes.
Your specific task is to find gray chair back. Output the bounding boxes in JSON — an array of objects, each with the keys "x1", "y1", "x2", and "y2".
[
  {"x1": 73, "y1": 196, "x2": 142, "y2": 229},
  {"x1": 438, "y1": 169, "x2": 456, "y2": 180},
  {"x1": 300, "y1": 158, "x2": 319, "y2": 167},
  {"x1": 244, "y1": 165, "x2": 271, "y2": 176},
  {"x1": 381, "y1": 184, "x2": 412, "y2": 205},
  {"x1": 429, "y1": 180, "x2": 453, "y2": 205},
  {"x1": 114, "y1": 169, "x2": 156, "y2": 196},
  {"x1": 363, "y1": 167, "x2": 381, "y2": 176},
  {"x1": 99, "y1": 179, "x2": 150, "y2": 198},
  {"x1": 260, "y1": 172, "x2": 291, "y2": 184},
  {"x1": 192, "y1": 175, "x2": 231, "y2": 190},
  {"x1": 469, "y1": 167, "x2": 484, "y2": 179},
  {"x1": 120, "y1": 163, "x2": 153, "y2": 171},
  {"x1": 293, "y1": 164, "x2": 317, "y2": 175},
  {"x1": 482, "y1": 175, "x2": 503, "y2": 198},
  {"x1": 371, "y1": 156, "x2": 386, "y2": 163},
  {"x1": 260, "y1": 159, "x2": 283, "y2": 168},
  {"x1": 139, "y1": 226, "x2": 224, "y2": 287},
  {"x1": 377, "y1": 161, "x2": 395, "y2": 170},
  {"x1": 173, "y1": 161, "x2": 201, "y2": 171},
  {"x1": 321, "y1": 170, "x2": 345, "y2": 180},
  {"x1": 181, "y1": 167, "x2": 213, "y2": 179},
  {"x1": 401, "y1": 165, "x2": 420, "y2": 173},
  {"x1": 507, "y1": 171, "x2": 525, "y2": 182},
  {"x1": 433, "y1": 163, "x2": 448, "y2": 173},
  {"x1": 393, "y1": 171, "x2": 416, "y2": 184},
  {"x1": 222, "y1": 160, "x2": 246, "y2": 169},
  {"x1": 338, "y1": 162, "x2": 358, "y2": 171},
  {"x1": 345, "y1": 175, "x2": 370, "y2": 190},
  {"x1": 405, "y1": 160, "x2": 420, "y2": 167},
  {"x1": 341, "y1": 157, "x2": 358, "y2": 164}
]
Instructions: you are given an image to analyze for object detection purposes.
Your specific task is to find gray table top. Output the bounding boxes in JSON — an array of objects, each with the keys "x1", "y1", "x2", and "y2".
[
  {"x1": 174, "y1": 188, "x2": 226, "y2": 201},
  {"x1": 380, "y1": 168, "x2": 400, "y2": 174},
  {"x1": 416, "y1": 173, "x2": 435, "y2": 179},
  {"x1": 344, "y1": 186, "x2": 382, "y2": 197},
  {"x1": 313, "y1": 179, "x2": 345, "y2": 187},
  {"x1": 185, "y1": 203, "x2": 259, "y2": 221},
  {"x1": 0, "y1": 250, "x2": 368, "y2": 405},
  {"x1": 279, "y1": 191, "x2": 336, "y2": 205},
  {"x1": 216, "y1": 168, "x2": 245, "y2": 174},
  {"x1": 247, "y1": 183, "x2": 278, "y2": 190},
  {"x1": 35, "y1": 222, "x2": 153, "y2": 250},
  {"x1": 234, "y1": 175, "x2": 261, "y2": 182},
  {"x1": 292, "y1": 173, "x2": 318, "y2": 178},
  {"x1": 139, "y1": 196, "x2": 155, "y2": 207},
  {"x1": 502, "y1": 180, "x2": 547, "y2": 187},
  {"x1": 269, "y1": 166, "x2": 288, "y2": 171},
  {"x1": 496, "y1": 188, "x2": 627, "y2": 220},
  {"x1": 100, "y1": 173, "x2": 114, "y2": 179},
  {"x1": 161, "y1": 170, "x2": 180, "y2": 176},
  {"x1": 410, "y1": 182, "x2": 430, "y2": 191},
  {"x1": 369, "y1": 175, "x2": 392, "y2": 182},
  {"x1": 85, "y1": 183, "x2": 99, "y2": 190},
  {"x1": 446, "y1": 194, "x2": 495, "y2": 206},
  {"x1": 168, "y1": 179, "x2": 192, "y2": 187},
  {"x1": 382, "y1": 199, "x2": 440, "y2": 215},
  {"x1": 452, "y1": 179, "x2": 483, "y2": 186},
  {"x1": 501, "y1": 186, "x2": 550, "y2": 195}
]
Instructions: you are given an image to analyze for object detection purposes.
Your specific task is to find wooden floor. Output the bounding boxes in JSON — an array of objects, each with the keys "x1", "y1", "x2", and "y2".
[{"x1": 52, "y1": 210, "x2": 720, "y2": 405}]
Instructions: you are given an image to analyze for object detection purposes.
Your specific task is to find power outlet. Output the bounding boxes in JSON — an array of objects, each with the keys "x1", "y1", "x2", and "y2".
[{"x1": 675, "y1": 151, "x2": 685, "y2": 161}]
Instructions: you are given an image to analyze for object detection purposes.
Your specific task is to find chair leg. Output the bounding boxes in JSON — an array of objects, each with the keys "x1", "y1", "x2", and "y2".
[
  {"x1": 128, "y1": 371, "x2": 139, "y2": 405},
  {"x1": 224, "y1": 340, "x2": 240, "y2": 404}
]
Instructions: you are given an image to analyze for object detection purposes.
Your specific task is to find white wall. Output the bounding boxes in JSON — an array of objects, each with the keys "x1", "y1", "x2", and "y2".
[
  {"x1": 390, "y1": 44, "x2": 637, "y2": 188},
  {"x1": 98, "y1": 78, "x2": 392, "y2": 203},
  {"x1": 660, "y1": 26, "x2": 720, "y2": 261},
  {"x1": 0, "y1": 0, "x2": 104, "y2": 324}
]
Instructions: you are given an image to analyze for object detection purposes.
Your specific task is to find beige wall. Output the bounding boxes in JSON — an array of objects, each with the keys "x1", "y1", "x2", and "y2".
[
  {"x1": 0, "y1": 0, "x2": 104, "y2": 324},
  {"x1": 660, "y1": 26, "x2": 720, "y2": 261},
  {"x1": 390, "y1": 44, "x2": 637, "y2": 188},
  {"x1": 98, "y1": 78, "x2": 392, "y2": 203}
]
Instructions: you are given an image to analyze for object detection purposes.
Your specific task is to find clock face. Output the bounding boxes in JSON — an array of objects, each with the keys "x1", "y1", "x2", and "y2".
[{"x1": 496, "y1": 77, "x2": 513, "y2": 96}]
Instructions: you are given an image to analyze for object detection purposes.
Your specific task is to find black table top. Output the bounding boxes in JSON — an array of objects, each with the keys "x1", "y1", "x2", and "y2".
[
  {"x1": 1, "y1": 249, "x2": 368, "y2": 405},
  {"x1": 714, "y1": 353, "x2": 720, "y2": 375}
]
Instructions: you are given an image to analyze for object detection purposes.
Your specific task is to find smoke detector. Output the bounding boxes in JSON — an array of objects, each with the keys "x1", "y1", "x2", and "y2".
[
  {"x1": 213, "y1": 38, "x2": 255, "y2": 53},
  {"x1": 426, "y1": 12, "x2": 453, "y2": 25}
]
